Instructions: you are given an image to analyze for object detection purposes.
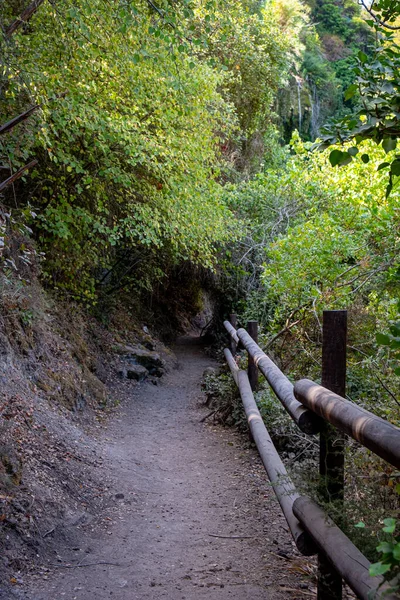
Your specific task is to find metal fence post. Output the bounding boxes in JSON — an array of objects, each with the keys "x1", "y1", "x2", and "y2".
[
  {"x1": 318, "y1": 310, "x2": 347, "y2": 600},
  {"x1": 230, "y1": 313, "x2": 237, "y2": 355},
  {"x1": 246, "y1": 321, "x2": 258, "y2": 392}
]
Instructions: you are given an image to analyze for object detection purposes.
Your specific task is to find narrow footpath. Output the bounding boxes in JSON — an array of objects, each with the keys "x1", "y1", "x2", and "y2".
[{"x1": 24, "y1": 337, "x2": 307, "y2": 599}]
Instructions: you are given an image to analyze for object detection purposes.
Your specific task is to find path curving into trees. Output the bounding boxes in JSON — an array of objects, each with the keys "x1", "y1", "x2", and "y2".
[{"x1": 23, "y1": 337, "x2": 305, "y2": 599}]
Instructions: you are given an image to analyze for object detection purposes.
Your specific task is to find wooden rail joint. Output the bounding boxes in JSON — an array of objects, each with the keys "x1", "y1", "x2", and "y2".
[
  {"x1": 234, "y1": 326, "x2": 322, "y2": 435},
  {"x1": 294, "y1": 379, "x2": 400, "y2": 470}
]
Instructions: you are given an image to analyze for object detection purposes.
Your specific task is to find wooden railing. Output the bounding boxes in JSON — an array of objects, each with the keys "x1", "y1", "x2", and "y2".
[{"x1": 223, "y1": 311, "x2": 400, "y2": 600}]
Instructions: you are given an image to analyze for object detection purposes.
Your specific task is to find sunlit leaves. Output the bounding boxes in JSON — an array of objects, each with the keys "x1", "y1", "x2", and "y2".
[
  {"x1": 319, "y1": 25, "x2": 400, "y2": 194},
  {"x1": 0, "y1": 0, "x2": 243, "y2": 295},
  {"x1": 259, "y1": 137, "x2": 400, "y2": 364}
]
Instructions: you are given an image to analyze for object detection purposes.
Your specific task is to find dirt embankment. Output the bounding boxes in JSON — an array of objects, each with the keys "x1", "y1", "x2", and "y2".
[{"x1": 0, "y1": 276, "x2": 177, "y2": 597}]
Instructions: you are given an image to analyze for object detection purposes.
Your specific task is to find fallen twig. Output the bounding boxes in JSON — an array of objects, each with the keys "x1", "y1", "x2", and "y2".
[
  {"x1": 269, "y1": 551, "x2": 292, "y2": 560},
  {"x1": 209, "y1": 534, "x2": 254, "y2": 539},
  {"x1": 42, "y1": 527, "x2": 55, "y2": 538},
  {"x1": 279, "y1": 586, "x2": 316, "y2": 596},
  {"x1": 200, "y1": 410, "x2": 217, "y2": 423},
  {"x1": 50, "y1": 561, "x2": 124, "y2": 569}
]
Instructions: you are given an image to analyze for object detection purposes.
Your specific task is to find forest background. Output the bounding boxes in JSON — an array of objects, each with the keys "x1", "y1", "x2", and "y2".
[{"x1": 1, "y1": 0, "x2": 400, "y2": 588}]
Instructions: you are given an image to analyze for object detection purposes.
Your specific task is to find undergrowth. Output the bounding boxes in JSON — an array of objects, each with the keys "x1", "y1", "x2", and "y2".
[{"x1": 203, "y1": 356, "x2": 400, "y2": 574}]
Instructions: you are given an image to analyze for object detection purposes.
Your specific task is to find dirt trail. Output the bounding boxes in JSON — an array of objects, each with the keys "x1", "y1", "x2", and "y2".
[{"x1": 21, "y1": 336, "x2": 306, "y2": 599}]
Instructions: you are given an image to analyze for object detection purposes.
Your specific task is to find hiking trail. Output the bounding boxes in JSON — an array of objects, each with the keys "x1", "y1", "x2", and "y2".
[{"x1": 21, "y1": 337, "x2": 306, "y2": 599}]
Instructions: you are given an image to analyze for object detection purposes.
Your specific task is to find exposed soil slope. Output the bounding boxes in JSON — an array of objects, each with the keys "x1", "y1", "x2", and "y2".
[{"x1": 7, "y1": 336, "x2": 309, "y2": 600}]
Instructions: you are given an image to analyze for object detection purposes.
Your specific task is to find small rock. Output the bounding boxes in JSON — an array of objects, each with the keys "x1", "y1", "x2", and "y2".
[
  {"x1": 127, "y1": 365, "x2": 148, "y2": 381},
  {"x1": 73, "y1": 394, "x2": 86, "y2": 412},
  {"x1": 115, "y1": 493, "x2": 124, "y2": 500},
  {"x1": 95, "y1": 360, "x2": 108, "y2": 383},
  {"x1": 203, "y1": 367, "x2": 217, "y2": 378},
  {"x1": 142, "y1": 339, "x2": 156, "y2": 351},
  {"x1": 114, "y1": 344, "x2": 165, "y2": 373}
]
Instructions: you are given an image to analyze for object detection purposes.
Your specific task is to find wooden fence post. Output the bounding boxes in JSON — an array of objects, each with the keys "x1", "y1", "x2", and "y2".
[
  {"x1": 246, "y1": 321, "x2": 258, "y2": 392},
  {"x1": 318, "y1": 310, "x2": 347, "y2": 600},
  {"x1": 230, "y1": 313, "x2": 237, "y2": 355}
]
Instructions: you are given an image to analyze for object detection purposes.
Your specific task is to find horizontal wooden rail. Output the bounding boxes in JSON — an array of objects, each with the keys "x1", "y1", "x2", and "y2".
[
  {"x1": 223, "y1": 348, "x2": 239, "y2": 384},
  {"x1": 224, "y1": 312, "x2": 400, "y2": 599},
  {"x1": 236, "y1": 369, "x2": 317, "y2": 556},
  {"x1": 223, "y1": 320, "x2": 239, "y2": 344},
  {"x1": 293, "y1": 496, "x2": 397, "y2": 600},
  {"x1": 232, "y1": 325, "x2": 321, "y2": 435},
  {"x1": 294, "y1": 379, "x2": 400, "y2": 469}
]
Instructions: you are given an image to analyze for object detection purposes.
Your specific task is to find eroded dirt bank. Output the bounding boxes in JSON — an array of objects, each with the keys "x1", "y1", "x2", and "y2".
[{"x1": 11, "y1": 337, "x2": 307, "y2": 599}]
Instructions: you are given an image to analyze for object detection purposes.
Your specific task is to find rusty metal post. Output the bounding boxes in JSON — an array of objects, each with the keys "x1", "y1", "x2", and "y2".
[
  {"x1": 318, "y1": 310, "x2": 347, "y2": 600},
  {"x1": 246, "y1": 321, "x2": 258, "y2": 392},
  {"x1": 230, "y1": 313, "x2": 237, "y2": 355}
]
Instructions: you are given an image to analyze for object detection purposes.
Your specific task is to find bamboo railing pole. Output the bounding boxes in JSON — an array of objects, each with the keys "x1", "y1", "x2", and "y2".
[
  {"x1": 293, "y1": 496, "x2": 398, "y2": 600},
  {"x1": 223, "y1": 348, "x2": 239, "y2": 385},
  {"x1": 229, "y1": 314, "x2": 237, "y2": 355},
  {"x1": 236, "y1": 328, "x2": 321, "y2": 435},
  {"x1": 294, "y1": 379, "x2": 400, "y2": 469},
  {"x1": 237, "y1": 370, "x2": 316, "y2": 556},
  {"x1": 246, "y1": 321, "x2": 258, "y2": 391}
]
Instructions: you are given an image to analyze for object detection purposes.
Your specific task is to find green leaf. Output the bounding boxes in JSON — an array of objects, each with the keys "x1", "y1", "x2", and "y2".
[
  {"x1": 389, "y1": 324, "x2": 400, "y2": 336},
  {"x1": 348, "y1": 147, "x2": 359, "y2": 156},
  {"x1": 376, "y1": 333, "x2": 391, "y2": 345},
  {"x1": 377, "y1": 541, "x2": 394, "y2": 554},
  {"x1": 383, "y1": 518, "x2": 396, "y2": 533},
  {"x1": 339, "y1": 152, "x2": 353, "y2": 166},
  {"x1": 382, "y1": 137, "x2": 397, "y2": 153},
  {"x1": 329, "y1": 149, "x2": 344, "y2": 167},
  {"x1": 361, "y1": 154, "x2": 370, "y2": 164},
  {"x1": 390, "y1": 160, "x2": 400, "y2": 176},
  {"x1": 377, "y1": 162, "x2": 390, "y2": 171},
  {"x1": 345, "y1": 84, "x2": 358, "y2": 101},
  {"x1": 369, "y1": 562, "x2": 391, "y2": 577},
  {"x1": 393, "y1": 543, "x2": 400, "y2": 561},
  {"x1": 358, "y1": 51, "x2": 368, "y2": 64},
  {"x1": 355, "y1": 521, "x2": 366, "y2": 528}
]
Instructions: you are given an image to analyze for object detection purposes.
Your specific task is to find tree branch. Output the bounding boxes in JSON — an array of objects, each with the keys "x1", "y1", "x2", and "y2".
[
  {"x1": 359, "y1": 0, "x2": 400, "y2": 30},
  {"x1": 5, "y1": 0, "x2": 45, "y2": 37},
  {"x1": 0, "y1": 105, "x2": 40, "y2": 136},
  {"x1": 0, "y1": 160, "x2": 38, "y2": 192}
]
